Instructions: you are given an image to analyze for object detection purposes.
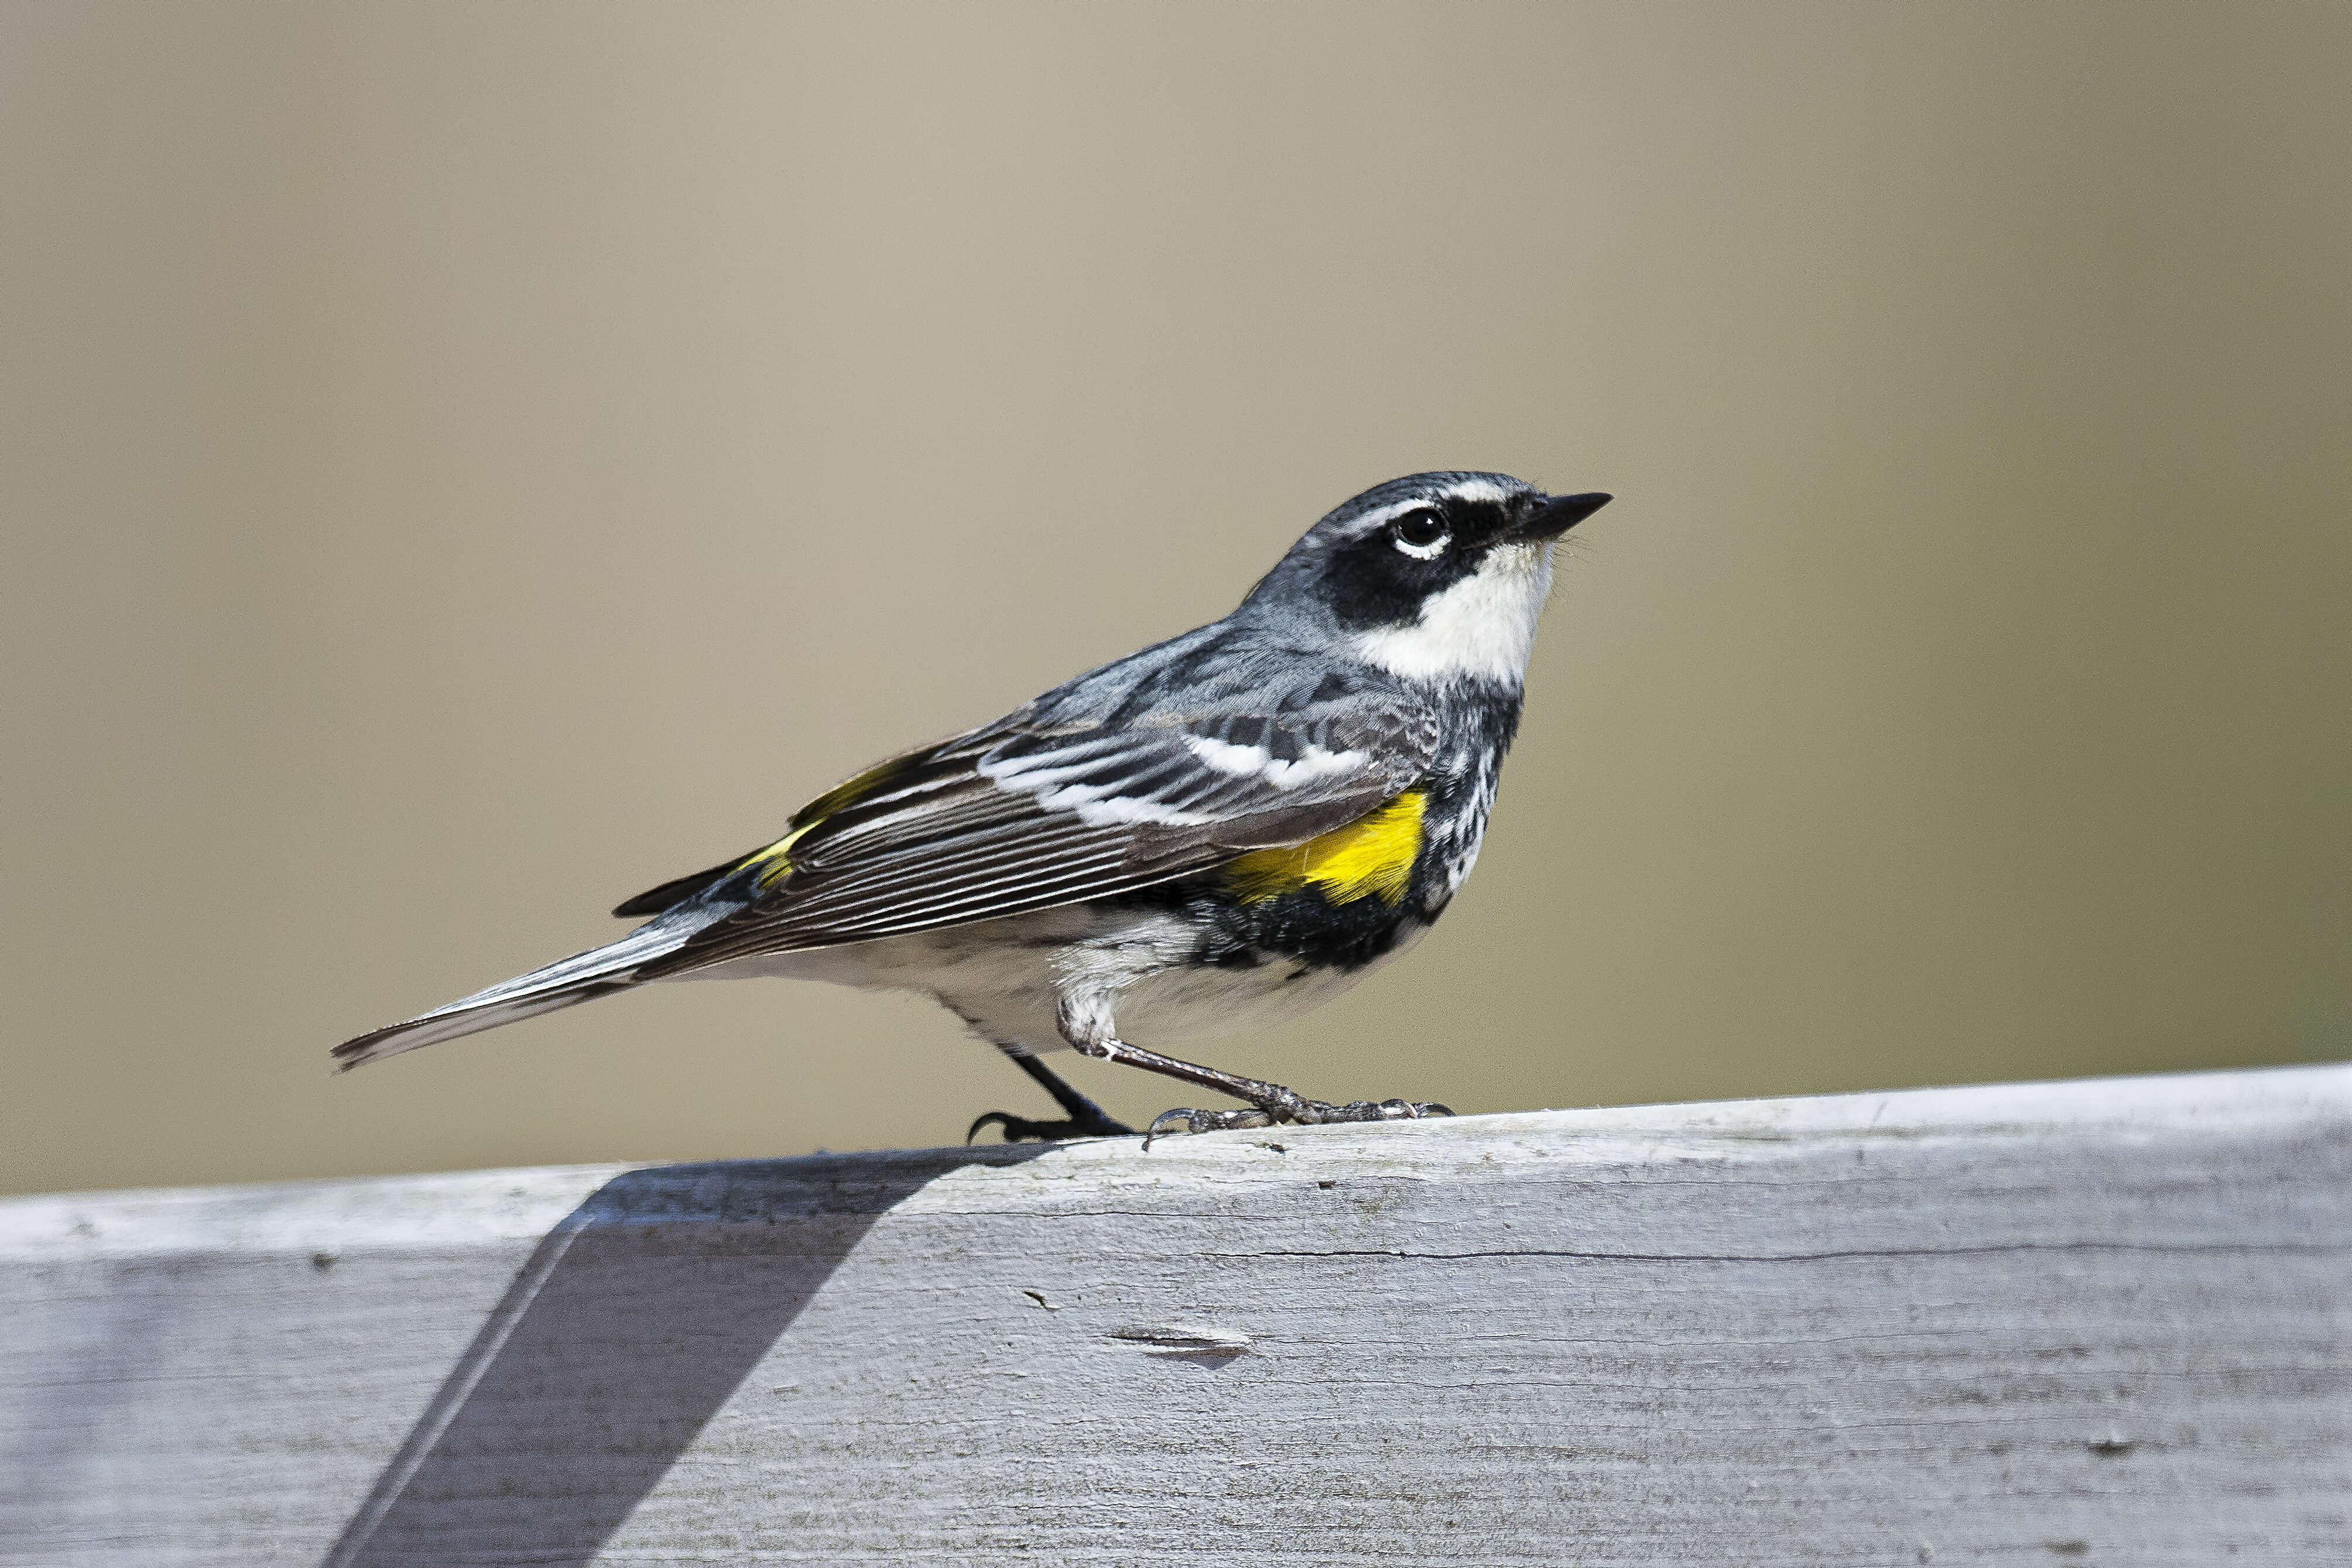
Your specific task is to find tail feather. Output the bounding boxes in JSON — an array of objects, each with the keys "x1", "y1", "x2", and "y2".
[
  {"x1": 611, "y1": 855, "x2": 747, "y2": 919},
  {"x1": 331, "y1": 912, "x2": 711, "y2": 1070}
]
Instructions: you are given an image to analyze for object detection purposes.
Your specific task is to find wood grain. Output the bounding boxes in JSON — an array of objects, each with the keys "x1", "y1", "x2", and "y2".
[{"x1": 4, "y1": 1065, "x2": 2348, "y2": 1565}]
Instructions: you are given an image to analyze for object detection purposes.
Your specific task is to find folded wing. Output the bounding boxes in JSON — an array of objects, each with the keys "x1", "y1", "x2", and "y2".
[{"x1": 640, "y1": 631, "x2": 1437, "y2": 974}]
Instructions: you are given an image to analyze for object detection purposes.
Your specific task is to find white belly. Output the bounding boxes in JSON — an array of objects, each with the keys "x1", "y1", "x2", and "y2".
[{"x1": 671, "y1": 904, "x2": 1429, "y2": 1056}]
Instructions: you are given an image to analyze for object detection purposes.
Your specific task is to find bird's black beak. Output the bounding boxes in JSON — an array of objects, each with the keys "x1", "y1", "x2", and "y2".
[{"x1": 1515, "y1": 491, "x2": 1612, "y2": 541}]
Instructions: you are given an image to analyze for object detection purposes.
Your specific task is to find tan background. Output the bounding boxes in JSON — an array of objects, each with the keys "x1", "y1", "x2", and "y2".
[{"x1": 5, "y1": 2, "x2": 2347, "y2": 1197}]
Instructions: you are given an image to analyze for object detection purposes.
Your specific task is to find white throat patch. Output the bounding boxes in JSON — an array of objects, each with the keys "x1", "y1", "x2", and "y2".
[{"x1": 1352, "y1": 542, "x2": 1554, "y2": 685}]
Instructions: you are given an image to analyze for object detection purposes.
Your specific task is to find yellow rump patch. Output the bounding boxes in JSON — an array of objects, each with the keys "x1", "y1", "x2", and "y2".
[
  {"x1": 1224, "y1": 790, "x2": 1425, "y2": 907},
  {"x1": 737, "y1": 755, "x2": 919, "y2": 891},
  {"x1": 739, "y1": 824, "x2": 813, "y2": 891}
]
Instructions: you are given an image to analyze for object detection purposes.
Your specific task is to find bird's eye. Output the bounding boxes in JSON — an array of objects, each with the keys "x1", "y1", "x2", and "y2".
[{"x1": 1390, "y1": 510, "x2": 1450, "y2": 559}]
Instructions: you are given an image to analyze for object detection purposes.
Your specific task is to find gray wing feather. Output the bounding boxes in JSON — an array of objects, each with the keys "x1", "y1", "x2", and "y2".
[{"x1": 644, "y1": 629, "x2": 1433, "y2": 972}]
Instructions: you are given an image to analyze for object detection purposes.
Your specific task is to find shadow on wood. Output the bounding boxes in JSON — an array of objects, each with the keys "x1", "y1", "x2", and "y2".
[
  {"x1": 5, "y1": 1066, "x2": 2348, "y2": 1563},
  {"x1": 324, "y1": 1149, "x2": 1046, "y2": 1567}
]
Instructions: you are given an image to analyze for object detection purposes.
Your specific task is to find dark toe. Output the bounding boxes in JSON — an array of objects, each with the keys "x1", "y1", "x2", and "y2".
[
  {"x1": 1295, "y1": 1098, "x2": 1456, "y2": 1125},
  {"x1": 967, "y1": 1109, "x2": 1134, "y2": 1144},
  {"x1": 1142, "y1": 1105, "x2": 1278, "y2": 1149}
]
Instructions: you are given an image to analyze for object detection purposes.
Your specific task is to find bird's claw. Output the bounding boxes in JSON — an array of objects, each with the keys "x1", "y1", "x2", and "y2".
[
  {"x1": 1142, "y1": 1106, "x2": 1278, "y2": 1146},
  {"x1": 967, "y1": 1108, "x2": 1136, "y2": 1144},
  {"x1": 1142, "y1": 1097, "x2": 1454, "y2": 1149}
]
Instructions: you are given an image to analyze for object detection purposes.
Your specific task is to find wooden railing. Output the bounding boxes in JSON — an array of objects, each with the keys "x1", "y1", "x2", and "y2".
[{"x1": 5, "y1": 1063, "x2": 2347, "y2": 1563}]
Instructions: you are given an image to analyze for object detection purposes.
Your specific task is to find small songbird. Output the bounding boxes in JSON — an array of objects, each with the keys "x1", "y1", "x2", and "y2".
[{"x1": 333, "y1": 473, "x2": 1611, "y2": 1143}]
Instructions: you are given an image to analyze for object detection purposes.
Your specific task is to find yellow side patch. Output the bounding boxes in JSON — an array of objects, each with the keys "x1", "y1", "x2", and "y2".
[{"x1": 1224, "y1": 790, "x2": 1425, "y2": 907}]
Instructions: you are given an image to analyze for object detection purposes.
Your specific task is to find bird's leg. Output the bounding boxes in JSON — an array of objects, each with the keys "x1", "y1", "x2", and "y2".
[
  {"x1": 966, "y1": 1044, "x2": 1136, "y2": 1144},
  {"x1": 1070, "y1": 1035, "x2": 1453, "y2": 1149}
]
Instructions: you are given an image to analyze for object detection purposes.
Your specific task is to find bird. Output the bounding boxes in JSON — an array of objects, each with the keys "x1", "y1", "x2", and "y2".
[{"x1": 332, "y1": 472, "x2": 1611, "y2": 1144}]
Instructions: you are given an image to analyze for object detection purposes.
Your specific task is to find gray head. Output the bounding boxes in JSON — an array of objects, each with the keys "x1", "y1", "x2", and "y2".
[{"x1": 1242, "y1": 471, "x2": 1611, "y2": 686}]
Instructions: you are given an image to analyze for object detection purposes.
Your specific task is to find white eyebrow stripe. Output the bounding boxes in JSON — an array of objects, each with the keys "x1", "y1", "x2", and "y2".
[
  {"x1": 1343, "y1": 497, "x2": 1443, "y2": 536},
  {"x1": 1342, "y1": 482, "x2": 1518, "y2": 537}
]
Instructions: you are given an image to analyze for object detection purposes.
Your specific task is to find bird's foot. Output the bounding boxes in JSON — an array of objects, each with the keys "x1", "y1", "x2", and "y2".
[
  {"x1": 970, "y1": 1048, "x2": 1138, "y2": 1143},
  {"x1": 967, "y1": 1105, "x2": 1136, "y2": 1144},
  {"x1": 1143, "y1": 1097, "x2": 1453, "y2": 1148}
]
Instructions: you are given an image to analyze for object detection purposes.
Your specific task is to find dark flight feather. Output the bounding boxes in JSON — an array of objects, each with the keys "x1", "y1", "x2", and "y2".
[{"x1": 611, "y1": 858, "x2": 746, "y2": 918}]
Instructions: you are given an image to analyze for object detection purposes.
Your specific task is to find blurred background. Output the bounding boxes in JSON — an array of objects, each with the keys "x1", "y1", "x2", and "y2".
[{"x1": 5, "y1": 2, "x2": 2347, "y2": 1197}]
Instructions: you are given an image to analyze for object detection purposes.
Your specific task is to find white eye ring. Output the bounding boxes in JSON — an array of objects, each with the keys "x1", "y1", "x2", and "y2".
[{"x1": 1391, "y1": 512, "x2": 1450, "y2": 559}]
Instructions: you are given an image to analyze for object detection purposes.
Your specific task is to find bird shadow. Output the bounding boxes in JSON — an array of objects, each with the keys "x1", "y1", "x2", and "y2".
[{"x1": 322, "y1": 1142, "x2": 1052, "y2": 1567}]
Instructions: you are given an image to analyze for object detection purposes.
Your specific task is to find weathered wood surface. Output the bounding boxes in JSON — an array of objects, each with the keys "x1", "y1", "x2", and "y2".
[{"x1": 2, "y1": 1066, "x2": 2348, "y2": 1566}]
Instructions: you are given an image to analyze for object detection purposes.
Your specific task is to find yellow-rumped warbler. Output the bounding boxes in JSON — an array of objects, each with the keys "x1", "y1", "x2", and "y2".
[{"x1": 334, "y1": 473, "x2": 1612, "y2": 1142}]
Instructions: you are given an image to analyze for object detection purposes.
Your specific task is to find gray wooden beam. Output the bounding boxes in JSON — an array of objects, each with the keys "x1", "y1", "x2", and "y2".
[{"x1": 4, "y1": 1064, "x2": 2348, "y2": 1565}]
